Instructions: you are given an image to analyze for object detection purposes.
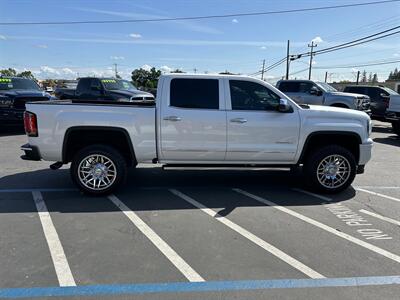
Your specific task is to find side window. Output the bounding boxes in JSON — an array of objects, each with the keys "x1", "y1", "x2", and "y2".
[
  {"x1": 278, "y1": 81, "x2": 299, "y2": 93},
  {"x1": 77, "y1": 78, "x2": 91, "y2": 93},
  {"x1": 298, "y1": 82, "x2": 314, "y2": 93},
  {"x1": 230, "y1": 80, "x2": 281, "y2": 111},
  {"x1": 365, "y1": 87, "x2": 379, "y2": 99},
  {"x1": 170, "y1": 78, "x2": 219, "y2": 109},
  {"x1": 90, "y1": 78, "x2": 101, "y2": 89}
]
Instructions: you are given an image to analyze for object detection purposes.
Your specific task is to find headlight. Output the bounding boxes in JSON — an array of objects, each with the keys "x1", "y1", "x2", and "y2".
[
  {"x1": 367, "y1": 119, "x2": 372, "y2": 137},
  {"x1": 0, "y1": 97, "x2": 12, "y2": 107}
]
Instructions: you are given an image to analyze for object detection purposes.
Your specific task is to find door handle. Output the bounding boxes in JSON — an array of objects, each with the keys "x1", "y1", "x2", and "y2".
[
  {"x1": 230, "y1": 118, "x2": 247, "y2": 124},
  {"x1": 163, "y1": 116, "x2": 182, "y2": 121}
]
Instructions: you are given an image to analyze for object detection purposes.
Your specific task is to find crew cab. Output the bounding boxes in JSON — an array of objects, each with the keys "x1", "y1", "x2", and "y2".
[
  {"x1": 276, "y1": 80, "x2": 370, "y2": 112},
  {"x1": 55, "y1": 77, "x2": 154, "y2": 103},
  {"x1": 21, "y1": 74, "x2": 373, "y2": 195},
  {"x1": 0, "y1": 77, "x2": 52, "y2": 126}
]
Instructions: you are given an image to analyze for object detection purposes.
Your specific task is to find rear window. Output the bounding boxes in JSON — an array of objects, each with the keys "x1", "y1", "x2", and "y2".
[
  {"x1": 277, "y1": 81, "x2": 300, "y2": 93},
  {"x1": 170, "y1": 78, "x2": 219, "y2": 109}
]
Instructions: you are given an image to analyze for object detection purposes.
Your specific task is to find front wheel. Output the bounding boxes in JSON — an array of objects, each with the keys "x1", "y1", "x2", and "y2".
[
  {"x1": 304, "y1": 145, "x2": 356, "y2": 194},
  {"x1": 70, "y1": 145, "x2": 127, "y2": 195},
  {"x1": 392, "y1": 121, "x2": 400, "y2": 136}
]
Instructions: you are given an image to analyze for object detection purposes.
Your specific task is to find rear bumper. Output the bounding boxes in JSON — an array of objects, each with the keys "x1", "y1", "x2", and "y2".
[
  {"x1": 20, "y1": 143, "x2": 41, "y2": 161},
  {"x1": 359, "y1": 138, "x2": 373, "y2": 166}
]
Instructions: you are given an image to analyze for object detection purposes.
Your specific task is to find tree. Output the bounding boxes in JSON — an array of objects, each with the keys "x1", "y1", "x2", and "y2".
[
  {"x1": 171, "y1": 69, "x2": 184, "y2": 73},
  {"x1": 368, "y1": 72, "x2": 373, "y2": 82},
  {"x1": 388, "y1": 67, "x2": 400, "y2": 80},
  {"x1": 372, "y1": 73, "x2": 378, "y2": 83},
  {"x1": 361, "y1": 70, "x2": 367, "y2": 83},
  {"x1": 18, "y1": 70, "x2": 36, "y2": 80},
  {"x1": 131, "y1": 67, "x2": 162, "y2": 89},
  {"x1": 219, "y1": 70, "x2": 236, "y2": 75},
  {"x1": 0, "y1": 68, "x2": 17, "y2": 76}
]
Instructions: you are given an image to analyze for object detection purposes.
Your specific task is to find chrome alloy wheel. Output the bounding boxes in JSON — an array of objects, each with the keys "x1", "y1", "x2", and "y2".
[
  {"x1": 317, "y1": 154, "x2": 351, "y2": 189},
  {"x1": 77, "y1": 154, "x2": 117, "y2": 191}
]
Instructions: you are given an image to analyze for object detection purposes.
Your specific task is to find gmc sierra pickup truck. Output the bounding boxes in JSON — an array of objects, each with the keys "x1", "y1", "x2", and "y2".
[
  {"x1": 54, "y1": 77, "x2": 154, "y2": 103},
  {"x1": 21, "y1": 74, "x2": 373, "y2": 195}
]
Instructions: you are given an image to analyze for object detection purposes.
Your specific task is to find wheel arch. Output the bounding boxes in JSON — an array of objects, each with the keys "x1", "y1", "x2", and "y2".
[
  {"x1": 298, "y1": 131, "x2": 361, "y2": 165},
  {"x1": 62, "y1": 126, "x2": 137, "y2": 166}
]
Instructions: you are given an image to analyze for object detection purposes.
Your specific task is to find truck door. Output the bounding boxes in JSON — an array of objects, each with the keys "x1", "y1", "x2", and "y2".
[
  {"x1": 298, "y1": 82, "x2": 324, "y2": 105},
  {"x1": 226, "y1": 79, "x2": 300, "y2": 163},
  {"x1": 159, "y1": 77, "x2": 226, "y2": 162}
]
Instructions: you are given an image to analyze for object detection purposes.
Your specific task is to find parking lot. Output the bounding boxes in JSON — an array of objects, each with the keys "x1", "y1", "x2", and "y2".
[{"x1": 0, "y1": 121, "x2": 399, "y2": 299}]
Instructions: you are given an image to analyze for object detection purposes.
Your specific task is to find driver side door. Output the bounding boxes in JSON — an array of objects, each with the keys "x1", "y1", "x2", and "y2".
[
  {"x1": 225, "y1": 79, "x2": 300, "y2": 163},
  {"x1": 300, "y1": 82, "x2": 324, "y2": 105}
]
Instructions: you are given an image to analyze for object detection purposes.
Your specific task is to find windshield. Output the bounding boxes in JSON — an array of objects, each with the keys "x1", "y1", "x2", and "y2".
[
  {"x1": 316, "y1": 82, "x2": 337, "y2": 92},
  {"x1": 101, "y1": 79, "x2": 137, "y2": 91},
  {"x1": 381, "y1": 86, "x2": 399, "y2": 95},
  {"x1": 0, "y1": 78, "x2": 41, "y2": 90}
]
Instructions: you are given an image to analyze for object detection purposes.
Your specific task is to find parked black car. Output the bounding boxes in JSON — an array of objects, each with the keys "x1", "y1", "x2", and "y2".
[
  {"x1": 0, "y1": 77, "x2": 52, "y2": 126},
  {"x1": 55, "y1": 77, "x2": 154, "y2": 103},
  {"x1": 343, "y1": 85, "x2": 399, "y2": 119}
]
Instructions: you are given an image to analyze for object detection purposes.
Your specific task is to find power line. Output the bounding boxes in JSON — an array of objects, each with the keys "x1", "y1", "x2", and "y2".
[
  {"x1": 314, "y1": 59, "x2": 400, "y2": 69},
  {"x1": 0, "y1": 0, "x2": 398, "y2": 25}
]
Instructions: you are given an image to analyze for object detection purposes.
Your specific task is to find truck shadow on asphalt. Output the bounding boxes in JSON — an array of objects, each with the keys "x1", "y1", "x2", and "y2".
[
  {"x1": 373, "y1": 136, "x2": 400, "y2": 146},
  {"x1": 0, "y1": 167, "x2": 356, "y2": 215}
]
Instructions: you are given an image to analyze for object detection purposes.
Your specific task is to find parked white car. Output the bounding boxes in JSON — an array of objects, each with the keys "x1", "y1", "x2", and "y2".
[{"x1": 21, "y1": 74, "x2": 372, "y2": 195}]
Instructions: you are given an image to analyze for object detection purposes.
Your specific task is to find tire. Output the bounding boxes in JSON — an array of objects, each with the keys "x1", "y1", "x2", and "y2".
[
  {"x1": 70, "y1": 144, "x2": 127, "y2": 195},
  {"x1": 392, "y1": 121, "x2": 400, "y2": 136},
  {"x1": 303, "y1": 145, "x2": 356, "y2": 194}
]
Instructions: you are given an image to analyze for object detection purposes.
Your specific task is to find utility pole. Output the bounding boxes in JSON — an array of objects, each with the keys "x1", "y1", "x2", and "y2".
[
  {"x1": 285, "y1": 40, "x2": 290, "y2": 80},
  {"x1": 261, "y1": 59, "x2": 265, "y2": 80},
  {"x1": 324, "y1": 71, "x2": 328, "y2": 83},
  {"x1": 113, "y1": 63, "x2": 119, "y2": 78},
  {"x1": 356, "y1": 70, "x2": 360, "y2": 85},
  {"x1": 308, "y1": 41, "x2": 317, "y2": 80}
]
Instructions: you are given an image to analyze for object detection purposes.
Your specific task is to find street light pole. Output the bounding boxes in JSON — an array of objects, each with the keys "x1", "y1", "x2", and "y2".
[{"x1": 308, "y1": 41, "x2": 317, "y2": 80}]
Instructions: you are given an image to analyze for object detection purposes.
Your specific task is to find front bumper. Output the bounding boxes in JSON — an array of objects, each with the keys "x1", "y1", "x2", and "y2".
[
  {"x1": 359, "y1": 138, "x2": 373, "y2": 166},
  {"x1": 20, "y1": 143, "x2": 41, "y2": 161},
  {"x1": 0, "y1": 108, "x2": 24, "y2": 123},
  {"x1": 385, "y1": 111, "x2": 400, "y2": 122}
]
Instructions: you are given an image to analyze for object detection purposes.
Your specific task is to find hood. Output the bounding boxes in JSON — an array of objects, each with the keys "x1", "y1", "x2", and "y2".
[
  {"x1": 109, "y1": 89, "x2": 154, "y2": 99},
  {"x1": 0, "y1": 89, "x2": 50, "y2": 98},
  {"x1": 328, "y1": 91, "x2": 369, "y2": 99},
  {"x1": 305, "y1": 104, "x2": 370, "y2": 120}
]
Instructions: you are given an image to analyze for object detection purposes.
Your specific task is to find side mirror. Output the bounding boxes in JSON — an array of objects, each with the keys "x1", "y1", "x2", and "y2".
[
  {"x1": 310, "y1": 87, "x2": 322, "y2": 96},
  {"x1": 91, "y1": 85, "x2": 103, "y2": 91},
  {"x1": 380, "y1": 93, "x2": 389, "y2": 99},
  {"x1": 277, "y1": 99, "x2": 292, "y2": 113}
]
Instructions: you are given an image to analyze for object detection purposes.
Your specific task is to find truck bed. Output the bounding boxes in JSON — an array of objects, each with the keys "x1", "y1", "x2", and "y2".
[{"x1": 29, "y1": 99, "x2": 155, "y2": 107}]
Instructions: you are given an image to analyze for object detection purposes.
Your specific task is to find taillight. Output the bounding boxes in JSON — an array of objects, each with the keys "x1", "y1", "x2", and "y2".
[{"x1": 24, "y1": 111, "x2": 38, "y2": 137}]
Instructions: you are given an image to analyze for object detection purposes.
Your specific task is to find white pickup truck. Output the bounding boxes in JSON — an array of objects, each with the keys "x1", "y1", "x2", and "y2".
[{"x1": 21, "y1": 74, "x2": 373, "y2": 195}]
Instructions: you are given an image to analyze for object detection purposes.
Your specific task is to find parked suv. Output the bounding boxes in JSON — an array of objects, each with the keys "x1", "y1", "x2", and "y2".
[
  {"x1": 343, "y1": 85, "x2": 399, "y2": 119},
  {"x1": 276, "y1": 80, "x2": 370, "y2": 113}
]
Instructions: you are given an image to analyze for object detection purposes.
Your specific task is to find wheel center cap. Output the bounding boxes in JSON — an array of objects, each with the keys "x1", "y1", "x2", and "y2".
[{"x1": 92, "y1": 163, "x2": 106, "y2": 178}]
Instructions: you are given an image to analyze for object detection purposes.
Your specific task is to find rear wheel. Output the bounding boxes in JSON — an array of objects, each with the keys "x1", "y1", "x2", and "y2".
[
  {"x1": 70, "y1": 145, "x2": 127, "y2": 195},
  {"x1": 304, "y1": 145, "x2": 356, "y2": 194},
  {"x1": 392, "y1": 121, "x2": 400, "y2": 136}
]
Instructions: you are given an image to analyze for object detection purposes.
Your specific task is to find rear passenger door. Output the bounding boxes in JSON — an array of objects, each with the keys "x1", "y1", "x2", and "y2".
[{"x1": 159, "y1": 77, "x2": 227, "y2": 162}]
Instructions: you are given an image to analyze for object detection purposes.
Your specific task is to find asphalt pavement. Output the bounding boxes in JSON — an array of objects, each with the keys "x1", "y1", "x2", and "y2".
[{"x1": 0, "y1": 121, "x2": 399, "y2": 299}]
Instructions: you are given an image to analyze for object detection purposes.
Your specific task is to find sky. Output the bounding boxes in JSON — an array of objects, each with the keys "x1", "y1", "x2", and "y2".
[{"x1": 0, "y1": 0, "x2": 399, "y2": 83}]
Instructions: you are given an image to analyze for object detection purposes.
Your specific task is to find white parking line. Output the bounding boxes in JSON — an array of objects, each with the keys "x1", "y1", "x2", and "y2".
[
  {"x1": 169, "y1": 189, "x2": 324, "y2": 279},
  {"x1": 356, "y1": 186, "x2": 400, "y2": 190},
  {"x1": 107, "y1": 194, "x2": 204, "y2": 282},
  {"x1": 359, "y1": 209, "x2": 400, "y2": 226},
  {"x1": 31, "y1": 191, "x2": 76, "y2": 287},
  {"x1": 356, "y1": 188, "x2": 400, "y2": 203},
  {"x1": 234, "y1": 188, "x2": 400, "y2": 264},
  {"x1": 291, "y1": 188, "x2": 332, "y2": 202}
]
